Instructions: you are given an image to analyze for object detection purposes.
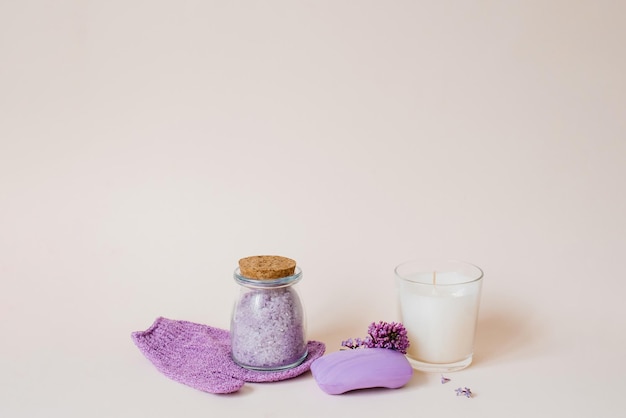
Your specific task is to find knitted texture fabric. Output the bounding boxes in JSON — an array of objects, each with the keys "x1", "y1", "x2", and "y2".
[{"x1": 132, "y1": 317, "x2": 326, "y2": 394}]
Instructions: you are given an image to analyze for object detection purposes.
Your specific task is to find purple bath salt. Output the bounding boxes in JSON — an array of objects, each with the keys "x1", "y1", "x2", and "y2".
[{"x1": 231, "y1": 287, "x2": 307, "y2": 370}]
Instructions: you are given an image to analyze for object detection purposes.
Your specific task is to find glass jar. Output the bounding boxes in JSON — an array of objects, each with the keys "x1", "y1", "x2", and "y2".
[{"x1": 230, "y1": 257, "x2": 307, "y2": 371}]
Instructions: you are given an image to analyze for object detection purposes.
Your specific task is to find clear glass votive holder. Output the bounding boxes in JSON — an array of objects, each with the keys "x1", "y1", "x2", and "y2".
[{"x1": 395, "y1": 259, "x2": 484, "y2": 372}]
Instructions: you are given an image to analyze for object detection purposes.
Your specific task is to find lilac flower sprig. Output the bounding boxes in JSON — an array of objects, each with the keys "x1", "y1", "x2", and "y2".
[{"x1": 341, "y1": 321, "x2": 410, "y2": 354}]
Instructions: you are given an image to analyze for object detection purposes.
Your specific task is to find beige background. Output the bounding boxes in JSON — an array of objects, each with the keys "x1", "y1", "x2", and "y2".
[{"x1": 1, "y1": 1, "x2": 625, "y2": 416}]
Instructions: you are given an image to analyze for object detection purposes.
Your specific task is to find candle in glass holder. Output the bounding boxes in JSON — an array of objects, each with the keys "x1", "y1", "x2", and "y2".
[{"x1": 395, "y1": 260, "x2": 483, "y2": 372}]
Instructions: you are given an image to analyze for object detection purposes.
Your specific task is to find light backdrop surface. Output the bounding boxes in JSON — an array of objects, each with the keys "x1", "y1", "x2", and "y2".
[{"x1": 1, "y1": 1, "x2": 625, "y2": 417}]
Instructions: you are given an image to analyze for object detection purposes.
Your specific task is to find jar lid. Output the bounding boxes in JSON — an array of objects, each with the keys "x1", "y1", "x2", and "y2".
[{"x1": 238, "y1": 255, "x2": 296, "y2": 280}]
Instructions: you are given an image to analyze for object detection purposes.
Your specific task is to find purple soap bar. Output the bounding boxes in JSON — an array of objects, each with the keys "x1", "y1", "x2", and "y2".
[{"x1": 310, "y1": 348, "x2": 413, "y2": 395}]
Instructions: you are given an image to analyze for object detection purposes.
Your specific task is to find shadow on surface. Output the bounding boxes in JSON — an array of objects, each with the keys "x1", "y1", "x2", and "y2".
[{"x1": 472, "y1": 306, "x2": 541, "y2": 365}]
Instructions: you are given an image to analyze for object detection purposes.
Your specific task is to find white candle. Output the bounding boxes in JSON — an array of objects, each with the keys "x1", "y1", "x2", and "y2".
[{"x1": 395, "y1": 261, "x2": 483, "y2": 372}]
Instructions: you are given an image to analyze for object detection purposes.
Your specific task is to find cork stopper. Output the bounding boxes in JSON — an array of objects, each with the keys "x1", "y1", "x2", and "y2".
[{"x1": 238, "y1": 255, "x2": 297, "y2": 280}]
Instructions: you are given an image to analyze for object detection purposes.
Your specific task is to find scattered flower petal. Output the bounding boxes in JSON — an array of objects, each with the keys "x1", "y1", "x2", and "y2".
[
  {"x1": 455, "y1": 387, "x2": 472, "y2": 398},
  {"x1": 441, "y1": 375, "x2": 451, "y2": 384}
]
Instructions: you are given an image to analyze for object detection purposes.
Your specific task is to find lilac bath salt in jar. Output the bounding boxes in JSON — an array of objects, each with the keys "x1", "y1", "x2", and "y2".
[{"x1": 230, "y1": 255, "x2": 308, "y2": 371}]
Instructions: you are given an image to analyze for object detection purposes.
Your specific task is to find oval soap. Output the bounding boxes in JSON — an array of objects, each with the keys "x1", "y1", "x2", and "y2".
[{"x1": 310, "y1": 348, "x2": 413, "y2": 395}]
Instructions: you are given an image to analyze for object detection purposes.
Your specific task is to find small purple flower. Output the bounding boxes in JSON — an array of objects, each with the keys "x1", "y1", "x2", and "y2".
[
  {"x1": 340, "y1": 337, "x2": 367, "y2": 350},
  {"x1": 441, "y1": 375, "x2": 451, "y2": 384},
  {"x1": 340, "y1": 321, "x2": 410, "y2": 354},
  {"x1": 455, "y1": 387, "x2": 472, "y2": 398}
]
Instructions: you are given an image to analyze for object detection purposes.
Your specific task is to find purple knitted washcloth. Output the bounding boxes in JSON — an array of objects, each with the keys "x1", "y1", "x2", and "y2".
[{"x1": 131, "y1": 317, "x2": 325, "y2": 394}]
